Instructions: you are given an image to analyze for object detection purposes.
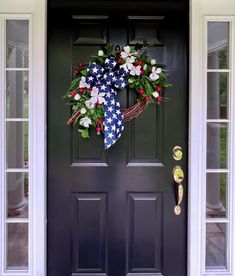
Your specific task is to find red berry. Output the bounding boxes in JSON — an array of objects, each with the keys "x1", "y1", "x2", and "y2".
[
  {"x1": 117, "y1": 57, "x2": 124, "y2": 63},
  {"x1": 157, "y1": 96, "x2": 162, "y2": 101},
  {"x1": 71, "y1": 91, "x2": 76, "y2": 97},
  {"x1": 156, "y1": 86, "x2": 162, "y2": 92},
  {"x1": 137, "y1": 60, "x2": 143, "y2": 66},
  {"x1": 145, "y1": 96, "x2": 151, "y2": 101},
  {"x1": 97, "y1": 119, "x2": 103, "y2": 125},
  {"x1": 138, "y1": 89, "x2": 145, "y2": 94},
  {"x1": 96, "y1": 127, "x2": 102, "y2": 132},
  {"x1": 96, "y1": 101, "x2": 100, "y2": 106},
  {"x1": 74, "y1": 69, "x2": 79, "y2": 75},
  {"x1": 78, "y1": 88, "x2": 84, "y2": 94},
  {"x1": 140, "y1": 70, "x2": 144, "y2": 75},
  {"x1": 88, "y1": 87, "x2": 92, "y2": 91},
  {"x1": 68, "y1": 117, "x2": 74, "y2": 124},
  {"x1": 78, "y1": 62, "x2": 84, "y2": 68}
]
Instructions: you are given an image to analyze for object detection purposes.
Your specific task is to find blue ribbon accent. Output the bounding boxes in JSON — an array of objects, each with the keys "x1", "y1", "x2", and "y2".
[{"x1": 86, "y1": 58, "x2": 129, "y2": 149}]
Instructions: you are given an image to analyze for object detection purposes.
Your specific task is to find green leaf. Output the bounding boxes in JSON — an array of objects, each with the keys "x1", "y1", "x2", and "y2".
[
  {"x1": 78, "y1": 128, "x2": 89, "y2": 138},
  {"x1": 80, "y1": 70, "x2": 89, "y2": 77},
  {"x1": 128, "y1": 77, "x2": 136, "y2": 84}
]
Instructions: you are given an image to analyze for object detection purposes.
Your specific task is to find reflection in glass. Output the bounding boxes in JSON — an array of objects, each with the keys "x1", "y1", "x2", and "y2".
[
  {"x1": 206, "y1": 173, "x2": 226, "y2": 218},
  {"x1": 6, "y1": 71, "x2": 28, "y2": 118},
  {"x1": 207, "y1": 123, "x2": 227, "y2": 169},
  {"x1": 206, "y1": 223, "x2": 227, "y2": 269},
  {"x1": 6, "y1": 122, "x2": 28, "y2": 168},
  {"x1": 7, "y1": 173, "x2": 28, "y2": 218},
  {"x1": 208, "y1": 22, "x2": 229, "y2": 69},
  {"x1": 6, "y1": 20, "x2": 29, "y2": 68},
  {"x1": 207, "y1": 72, "x2": 228, "y2": 119},
  {"x1": 7, "y1": 223, "x2": 28, "y2": 270}
]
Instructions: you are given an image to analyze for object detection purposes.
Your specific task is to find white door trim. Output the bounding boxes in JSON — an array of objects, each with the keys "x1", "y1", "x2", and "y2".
[
  {"x1": 0, "y1": 0, "x2": 47, "y2": 276},
  {"x1": 188, "y1": 0, "x2": 204, "y2": 274},
  {"x1": 1, "y1": 0, "x2": 235, "y2": 275},
  {"x1": 188, "y1": 0, "x2": 235, "y2": 275},
  {"x1": 32, "y1": 0, "x2": 47, "y2": 275}
]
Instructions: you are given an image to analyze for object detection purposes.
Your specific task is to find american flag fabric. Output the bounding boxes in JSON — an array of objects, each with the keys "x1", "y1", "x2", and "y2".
[{"x1": 86, "y1": 58, "x2": 129, "y2": 149}]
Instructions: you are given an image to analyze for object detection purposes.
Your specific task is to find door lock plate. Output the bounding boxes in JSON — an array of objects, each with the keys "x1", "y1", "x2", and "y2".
[{"x1": 172, "y1": 166, "x2": 184, "y2": 184}]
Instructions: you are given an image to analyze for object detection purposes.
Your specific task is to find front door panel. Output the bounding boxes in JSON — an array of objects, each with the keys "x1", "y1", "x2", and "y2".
[{"x1": 48, "y1": 6, "x2": 188, "y2": 276}]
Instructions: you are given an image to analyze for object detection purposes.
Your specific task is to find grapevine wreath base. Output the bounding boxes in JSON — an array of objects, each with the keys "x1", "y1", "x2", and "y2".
[
  {"x1": 64, "y1": 42, "x2": 172, "y2": 149},
  {"x1": 122, "y1": 99, "x2": 147, "y2": 122}
]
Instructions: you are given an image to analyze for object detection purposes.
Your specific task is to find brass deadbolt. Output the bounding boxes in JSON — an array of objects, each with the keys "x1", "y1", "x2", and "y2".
[{"x1": 173, "y1": 146, "x2": 183, "y2": 161}]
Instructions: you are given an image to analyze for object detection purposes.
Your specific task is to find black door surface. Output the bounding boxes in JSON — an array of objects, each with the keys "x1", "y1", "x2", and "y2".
[{"x1": 48, "y1": 2, "x2": 188, "y2": 276}]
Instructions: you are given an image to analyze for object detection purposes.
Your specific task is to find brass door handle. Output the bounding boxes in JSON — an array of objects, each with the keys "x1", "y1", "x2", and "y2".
[{"x1": 172, "y1": 166, "x2": 184, "y2": 215}]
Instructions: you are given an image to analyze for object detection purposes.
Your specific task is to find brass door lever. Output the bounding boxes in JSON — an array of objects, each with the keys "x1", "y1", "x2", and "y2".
[{"x1": 172, "y1": 166, "x2": 184, "y2": 215}]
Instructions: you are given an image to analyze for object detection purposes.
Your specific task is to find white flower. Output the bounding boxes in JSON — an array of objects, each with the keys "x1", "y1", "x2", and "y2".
[
  {"x1": 120, "y1": 46, "x2": 137, "y2": 59},
  {"x1": 79, "y1": 76, "x2": 90, "y2": 88},
  {"x1": 143, "y1": 64, "x2": 148, "y2": 70},
  {"x1": 130, "y1": 65, "x2": 141, "y2": 76},
  {"x1": 98, "y1": 50, "x2": 104, "y2": 56},
  {"x1": 74, "y1": 94, "x2": 81, "y2": 101},
  {"x1": 85, "y1": 100, "x2": 95, "y2": 109},
  {"x1": 149, "y1": 66, "x2": 162, "y2": 81},
  {"x1": 152, "y1": 91, "x2": 159, "y2": 98},
  {"x1": 90, "y1": 87, "x2": 105, "y2": 104},
  {"x1": 120, "y1": 56, "x2": 136, "y2": 73},
  {"x1": 80, "y1": 108, "x2": 87, "y2": 114},
  {"x1": 80, "y1": 117, "x2": 92, "y2": 128},
  {"x1": 150, "y1": 59, "x2": 157, "y2": 65}
]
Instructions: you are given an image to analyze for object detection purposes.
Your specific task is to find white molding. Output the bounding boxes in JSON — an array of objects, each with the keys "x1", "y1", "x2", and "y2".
[
  {"x1": 32, "y1": 0, "x2": 47, "y2": 275},
  {"x1": 0, "y1": 14, "x2": 4, "y2": 276},
  {"x1": 0, "y1": 5, "x2": 47, "y2": 275},
  {"x1": 188, "y1": 0, "x2": 204, "y2": 276}
]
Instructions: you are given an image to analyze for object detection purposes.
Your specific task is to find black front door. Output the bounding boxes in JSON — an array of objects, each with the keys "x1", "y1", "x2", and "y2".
[{"x1": 48, "y1": 2, "x2": 188, "y2": 276}]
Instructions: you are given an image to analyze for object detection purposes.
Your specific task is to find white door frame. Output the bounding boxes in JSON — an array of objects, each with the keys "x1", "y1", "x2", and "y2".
[{"x1": 1, "y1": 0, "x2": 235, "y2": 275}]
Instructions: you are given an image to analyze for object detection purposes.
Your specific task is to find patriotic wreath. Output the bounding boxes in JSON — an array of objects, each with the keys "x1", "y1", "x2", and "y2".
[{"x1": 64, "y1": 42, "x2": 172, "y2": 149}]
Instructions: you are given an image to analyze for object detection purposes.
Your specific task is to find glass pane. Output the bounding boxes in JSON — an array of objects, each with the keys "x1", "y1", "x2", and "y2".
[
  {"x1": 206, "y1": 223, "x2": 227, "y2": 269},
  {"x1": 6, "y1": 71, "x2": 28, "y2": 118},
  {"x1": 7, "y1": 223, "x2": 28, "y2": 270},
  {"x1": 206, "y1": 173, "x2": 226, "y2": 218},
  {"x1": 208, "y1": 22, "x2": 229, "y2": 69},
  {"x1": 6, "y1": 20, "x2": 29, "y2": 68},
  {"x1": 207, "y1": 72, "x2": 228, "y2": 119},
  {"x1": 6, "y1": 122, "x2": 28, "y2": 169},
  {"x1": 207, "y1": 123, "x2": 227, "y2": 169},
  {"x1": 7, "y1": 172, "x2": 28, "y2": 218}
]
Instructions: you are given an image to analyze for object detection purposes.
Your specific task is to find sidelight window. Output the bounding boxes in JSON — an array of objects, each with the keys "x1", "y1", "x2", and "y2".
[
  {"x1": 0, "y1": 17, "x2": 31, "y2": 274},
  {"x1": 205, "y1": 20, "x2": 231, "y2": 273}
]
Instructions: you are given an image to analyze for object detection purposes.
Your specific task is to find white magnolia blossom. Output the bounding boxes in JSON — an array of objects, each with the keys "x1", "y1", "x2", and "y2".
[
  {"x1": 150, "y1": 59, "x2": 157, "y2": 65},
  {"x1": 90, "y1": 87, "x2": 105, "y2": 104},
  {"x1": 120, "y1": 46, "x2": 136, "y2": 59},
  {"x1": 74, "y1": 94, "x2": 81, "y2": 101},
  {"x1": 152, "y1": 91, "x2": 159, "y2": 98},
  {"x1": 80, "y1": 117, "x2": 92, "y2": 128},
  {"x1": 98, "y1": 50, "x2": 104, "y2": 56},
  {"x1": 149, "y1": 66, "x2": 162, "y2": 81},
  {"x1": 85, "y1": 99, "x2": 95, "y2": 109},
  {"x1": 80, "y1": 108, "x2": 87, "y2": 114},
  {"x1": 79, "y1": 76, "x2": 90, "y2": 88},
  {"x1": 130, "y1": 65, "x2": 141, "y2": 76}
]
